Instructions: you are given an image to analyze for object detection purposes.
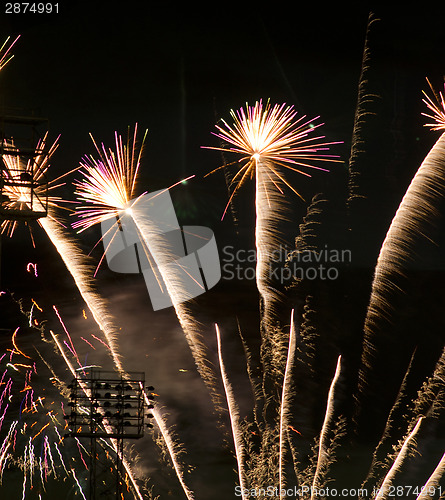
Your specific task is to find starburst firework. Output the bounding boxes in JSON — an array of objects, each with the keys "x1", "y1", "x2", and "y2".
[
  {"x1": 205, "y1": 99, "x2": 342, "y2": 216},
  {"x1": 205, "y1": 100, "x2": 342, "y2": 329},
  {"x1": 0, "y1": 134, "x2": 74, "y2": 238},
  {"x1": 72, "y1": 125, "x2": 147, "y2": 232}
]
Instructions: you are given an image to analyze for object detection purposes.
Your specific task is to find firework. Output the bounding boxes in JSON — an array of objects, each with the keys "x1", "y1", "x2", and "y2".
[
  {"x1": 205, "y1": 99, "x2": 341, "y2": 213},
  {"x1": 72, "y1": 125, "x2": 146, "y2": 233},
  {"x1": 205, "y1": 100, "x2": 342, "y2": 329},
  {"x1": 0, "y1": 131, "x2": 156, "y2": 495},
  {"x1": 0, "y1": 35, "x2": 20, "y2": 71},
  {"x1": 278, "y1": 310, "x2": 297, "y2": 498},
  {"x1": 422, "y1": 78, "x2": 445, "y2": 130},
  {"x1": 215, "y1": 323, "x2": 248, "y2": 500},
  {"x1": 0, "y1": 134, "x2": 78, "y2": 239},
  {"x1": 311, "y1": 355, "x2": 342, "y2": 500},
  {"x1": 374, "y1": 417, "x2": 423, "y2": 500},
  {"x1": 0, "y1": 133, "x2": 127, "y2": 372},
  {"x1": 41, "y1": 216, "x2": 124, "y2": 372},
  {"x1": 357, "y1": 132, "x2": 445, "y2": 418},
  {"x1": 416, "y1": 451, "x2": 445, "y2": 500},
  {"x1": 73, "y1": 125, "x2": 223, "y2": 412}
]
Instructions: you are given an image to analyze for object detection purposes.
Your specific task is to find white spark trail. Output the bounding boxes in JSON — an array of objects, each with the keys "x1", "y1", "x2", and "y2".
[
  {"x1": 49, "y1": 331, "x2": 144, "y2": 500},
  {"x1": 130, "y1": 203, "x2": 222, "y2": 410},
  {"x1": 215, "y1": 323, "x2": 248, "y2": 500},
  {"x1": 141, "y1": 389, "x2": 196, "y2": 500},
  {"x1": 374, "y1": 417, "x2": 423, "y2": 500},
  {"x1": 416, "y1": 451, "x2": 445, "y2": 500},
  {"x1": 311, "y1": 355, "x2": 342, "y2": 500},
  {"x1": 279, "y1": 310, "x2": 297, "y2": 498}
]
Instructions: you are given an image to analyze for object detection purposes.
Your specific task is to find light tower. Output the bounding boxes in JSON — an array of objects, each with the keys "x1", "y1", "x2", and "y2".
[
  {"x1": 0, "y1": 108, "x2": 50, "y2": 219},
  {"x1": 64, "y1": 369, "x2": 153, "y2": 500},
  {"x1": 0, "y1": 107, "x2": 51, "y2": 280}
]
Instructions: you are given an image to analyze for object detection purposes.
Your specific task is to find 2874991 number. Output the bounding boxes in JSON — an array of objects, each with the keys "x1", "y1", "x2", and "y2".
[
  {"x1": 385, "y1": 485, "x2": 443, "y2": 497},
  {"x1": 5, "y1": 3, "x2": 58, "y2": 13}
]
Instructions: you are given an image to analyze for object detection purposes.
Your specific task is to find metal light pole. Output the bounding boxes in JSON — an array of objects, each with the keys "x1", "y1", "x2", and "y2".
[
  {"x1": 0, "y1": 107, "x2": 50, "y2": 284},
  {"x1": 64, "y1": 369, "x2": 154, "y2": 500}
]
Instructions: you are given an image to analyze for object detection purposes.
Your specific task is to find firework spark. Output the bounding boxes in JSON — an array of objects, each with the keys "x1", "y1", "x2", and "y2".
[
  {"x1": 1, "y1": 134, "x2": 77, "y2": 239},
  {"x1": 215, "y1": 323, "x2": 247, "y2": 500},
  {"x1": 0, "y1": 315, "x2": 96, "y2": 499},
  {"x1": 374, "y1": 417, "x2": 423, "y2": 500},
  {"x1": 205, "y1": 100, "x2": 342, "y2": 329},
  {"x1": 416, "y1": 451, "x2": 445, "y2": 500},
  {"x1": 41, "y1": 217, "x2": 124, "y2": 372},
  {"x1": 279, "y1": 310, "x2": 297, "y2": 498},
  {"x1": 73, "y1": 125, "x2": 223, "y2": 412},
  {"x1": 0, "y1": 35, "x2": 20, "y2": 71},
  {"x1": 422, "y1": 78, "x2": 445, "y2": 130},
  {"x1": 204, "y1": 99, "x2": 342, "y2": 216},
  {"x1": 72, "y1": 125, "x2": 147, "y2": 233},
  {"x1": 311, "y1": 355, "x2": 342, "y2": 499}
]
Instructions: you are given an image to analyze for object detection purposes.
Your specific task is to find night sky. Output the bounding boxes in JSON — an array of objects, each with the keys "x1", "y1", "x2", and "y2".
[
  {"x1": 2, "y1": 5, "x2": 442, "y2": 186},
  {"x1": 2, "y1": 5, "x2": 443, "y2": 200},
  {"x1": 2, "y1": 4, "x2": 445, "y2": 499},
  {"x1": 1, "y1": 4, "x2": 371, "y2": 176}
]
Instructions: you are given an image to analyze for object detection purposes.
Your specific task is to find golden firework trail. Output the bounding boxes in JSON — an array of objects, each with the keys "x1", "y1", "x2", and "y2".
[
  {"x1": 49, "y1": 330, "x2": 143, "y2": 500},
  {"x1": 141, "y1": 388, "x2": 196, "y2": 500},
  {"x1": 215, "y1": 324, "x2": 248, "y2": 500},
  {"x1": 128, "y1": 201, "x2": 222, "y2": 410},
  {"x1": 416, "y1": 451, "x2": 445, "y2": 500},
  {"x1": 311, "y1": 355, "x2": 342, "y2": 500},
  {"x1": 278, "y1": 310, "x2": 297, "y2": 498},
  {"x1": 205, "y1": 100, "x2": 342, "y2": 327},
  {"x1": 374, "y1": 417, "x2": 423, "y2": 500},
  {"x1": 0, "y1": 129, "x2": 125, "y2": 372},
  {"x1": 422, "y1": 78, "x2": 445, "y2": 130},
  {"x1": 41, "y1": 216, "x2": 124, "y2": 372},
  {"x1": 73, "y1": 125, "x2": 223, "y2": 411}
]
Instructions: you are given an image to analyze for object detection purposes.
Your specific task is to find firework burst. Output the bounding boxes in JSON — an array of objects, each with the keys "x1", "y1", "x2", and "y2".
[
  {"x1": 72, "y1": 125, "x2": 147, "y2": 233},
  {"x1": 204, "y1": 99, "x2": 342, "y2": 216},
  {"x1": 73, "y1": 125, "x2": 223, "y2": 442},
  {"x1": 422, "y1": 78, "x2": 445, "y2": 130},
  {"x1": 0, "y1": 132, "x2": 126, "y2": 373},
  {"x1": 205, "y1": 100, "x2": 342, "y2": 329},
  {"x1": 0, "y1": 134, "x2": 76, "y2": 239}
]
